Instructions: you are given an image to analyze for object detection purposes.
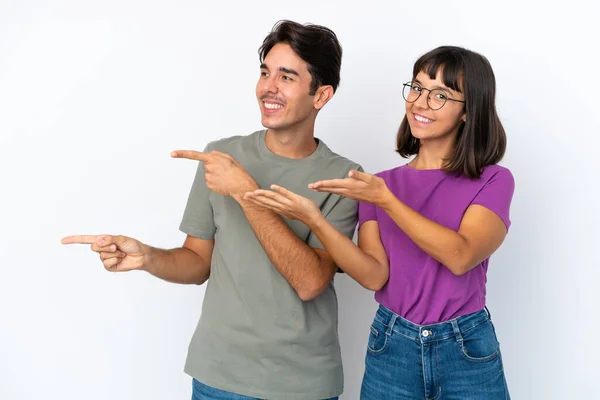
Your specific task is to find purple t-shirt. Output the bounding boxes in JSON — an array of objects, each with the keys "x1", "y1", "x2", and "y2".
[{"x1": 358, "y1": 164, "x2": 515, "y2": 325}]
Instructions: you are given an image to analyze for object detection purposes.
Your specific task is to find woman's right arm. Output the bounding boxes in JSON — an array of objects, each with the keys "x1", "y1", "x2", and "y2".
[{"x1": 309, "y1": 217, "x2": 389, "y2": 291}]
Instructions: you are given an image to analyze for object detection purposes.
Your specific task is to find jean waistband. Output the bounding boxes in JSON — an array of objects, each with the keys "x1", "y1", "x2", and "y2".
[{"x1": 374, "y1": 304, "x2": 491, "y2": 343}]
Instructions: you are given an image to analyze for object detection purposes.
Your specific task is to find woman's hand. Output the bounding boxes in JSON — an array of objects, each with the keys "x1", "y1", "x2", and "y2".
[{"x1": 309, "y1": 170, "x2": 391, "y2": 206}]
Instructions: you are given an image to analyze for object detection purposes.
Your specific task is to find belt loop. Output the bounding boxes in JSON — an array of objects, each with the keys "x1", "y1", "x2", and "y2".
[
  {"x1": 386, "y1": 314, "x2": 398, "y2": 336},
  {"x1": 484, "y1": 306, "x2": 492, "y2": 320},
  {"x1": 450, "y1": 319, "x2": 463, "y2": 343}
]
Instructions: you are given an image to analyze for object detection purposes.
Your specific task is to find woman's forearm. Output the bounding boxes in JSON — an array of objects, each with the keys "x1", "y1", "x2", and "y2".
[{"x1": 308, "y1": 215, "x2": 389, "y2": 291}]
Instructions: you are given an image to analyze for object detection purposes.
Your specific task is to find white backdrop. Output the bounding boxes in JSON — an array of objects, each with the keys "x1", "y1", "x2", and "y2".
[{"x1": 1, "y1": 1, "x2": 598, "y2": 399}]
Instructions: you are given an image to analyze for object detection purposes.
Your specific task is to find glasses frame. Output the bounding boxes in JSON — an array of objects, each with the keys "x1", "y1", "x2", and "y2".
[{"x1": 402, "y1": 81, "x2": 465, "y2": 110}]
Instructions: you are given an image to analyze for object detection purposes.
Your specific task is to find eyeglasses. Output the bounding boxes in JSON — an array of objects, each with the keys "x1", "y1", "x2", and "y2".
[{"x1": 402, "y1": 81, "x2": 465, "y2": 110}]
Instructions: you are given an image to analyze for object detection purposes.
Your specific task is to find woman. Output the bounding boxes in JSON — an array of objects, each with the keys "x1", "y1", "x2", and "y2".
[{"x1": 244, "y1": 45, "x2": 514, "y2": 399}]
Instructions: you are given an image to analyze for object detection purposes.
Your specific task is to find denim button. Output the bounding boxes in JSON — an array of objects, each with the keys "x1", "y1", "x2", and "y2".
[{"x1": 422, "y1": 330, "x2": 430, "y2": 337}]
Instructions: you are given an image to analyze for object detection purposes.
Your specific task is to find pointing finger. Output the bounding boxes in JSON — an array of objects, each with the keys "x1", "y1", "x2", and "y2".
[
  {"x1": 95, "y1": 235, "x2": 132, "y2": 247},
  {"x1": 61, "y1": 235, "x2": 100, "y2": 245},
  {"x1": 170, "y1": 150, "x2": 211, "y2": 162}
]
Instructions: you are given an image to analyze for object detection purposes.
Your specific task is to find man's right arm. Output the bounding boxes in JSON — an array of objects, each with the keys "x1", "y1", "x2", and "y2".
[
  {"x1": 142, "y1": 236, "x2": 214, "y2": 285},
  {"x1": 62, "y1": 233, "x2": 213, "y2": 284}
]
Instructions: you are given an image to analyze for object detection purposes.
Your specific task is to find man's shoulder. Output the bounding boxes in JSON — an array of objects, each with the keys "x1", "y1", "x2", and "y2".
[{"x1": 317, "y1": 141, "x2": 362, "y2": 172}]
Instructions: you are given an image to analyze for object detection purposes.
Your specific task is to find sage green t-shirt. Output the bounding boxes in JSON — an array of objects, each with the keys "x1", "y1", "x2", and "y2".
[{"x1": 179, "y1": 130, "x2": 361, "y2": 400}]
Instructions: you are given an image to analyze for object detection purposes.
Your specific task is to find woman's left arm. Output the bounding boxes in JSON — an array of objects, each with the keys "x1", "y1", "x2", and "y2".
[
  {"x1": 311, "y1": 170, "x2": 511, "y2": 276},
  {"x1": 378, "y1": 196, "x2": 507, "y2": 275}
]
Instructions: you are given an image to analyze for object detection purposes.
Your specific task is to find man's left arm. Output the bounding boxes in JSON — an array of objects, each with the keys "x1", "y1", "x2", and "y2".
[
  {"x1": 170, "y1": 148, "x2": 358, "y2": 301},
  {"x1": 234, "y1": 191, "x2": 357, "y2": 301},
  {"x1": 238, "y1": 196, "x2": 332, "y2": 301}
]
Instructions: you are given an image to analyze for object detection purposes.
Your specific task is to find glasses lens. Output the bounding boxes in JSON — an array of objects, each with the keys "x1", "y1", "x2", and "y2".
[
  {"x1": 403, "y1": 82, "x2": 419, "y2": 103},
  {"x1": 428, "y1": 89, "x2": 447, "y2": 110}
]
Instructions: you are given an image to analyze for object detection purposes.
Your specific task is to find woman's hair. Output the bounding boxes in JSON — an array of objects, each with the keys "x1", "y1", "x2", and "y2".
[
  {"x1": 396, "y1": 46, "x2": 506, "y2": 179},
  {"x1": 258, "y1": 20, "x2": 342, "y2": 95}
]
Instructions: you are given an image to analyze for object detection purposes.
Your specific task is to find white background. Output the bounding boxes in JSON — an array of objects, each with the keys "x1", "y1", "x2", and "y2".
[{"x1": 1, "y1": 1, "x2": 598, "y2": 399}]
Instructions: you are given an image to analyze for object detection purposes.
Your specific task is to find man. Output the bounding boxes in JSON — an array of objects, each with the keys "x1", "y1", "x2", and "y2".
[{"x1": 62, "y1": 20, "x2": 361, "y2": 400}]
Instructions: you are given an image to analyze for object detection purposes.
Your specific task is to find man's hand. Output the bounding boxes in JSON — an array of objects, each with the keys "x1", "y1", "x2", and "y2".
[
  {"x1": 61, "y1": 234, "x2": 147, "y2": 272},
  {"x1": 171, "y1": 150, "x2": 258, "y2": 197}
]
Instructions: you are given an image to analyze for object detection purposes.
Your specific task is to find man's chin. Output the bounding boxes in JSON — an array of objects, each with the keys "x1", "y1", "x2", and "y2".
[{"x1": 261, "y1": 119, "x2": 285, "y2": 130}]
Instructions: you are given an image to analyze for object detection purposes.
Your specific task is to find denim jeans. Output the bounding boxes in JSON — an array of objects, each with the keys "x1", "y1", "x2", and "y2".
[
  {"x1": 191, "y1": 378, "x2": 339, "y2": 400},
  {"x1": 360, "y1": 305, "x2": 510, "y2": 400}
]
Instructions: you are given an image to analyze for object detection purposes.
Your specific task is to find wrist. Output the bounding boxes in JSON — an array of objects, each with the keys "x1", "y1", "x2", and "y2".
[
  {"x1": 140, "y1": 243, "x2": 154, "y2": 271},
  {"x1": 232, "y1": 181, "x2": 259, "y2": 202},
  {"x1": 377, "y1": 187, "x2": 396, "y2": 210},
  {"x1": 306, "y1": 212, "x2": 327, "y2": 232}
]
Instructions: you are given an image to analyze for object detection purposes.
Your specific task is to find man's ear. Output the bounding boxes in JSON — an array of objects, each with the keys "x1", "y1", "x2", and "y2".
[{"x1": 313, "y1": 85, "x2": 334, "y2": 110}]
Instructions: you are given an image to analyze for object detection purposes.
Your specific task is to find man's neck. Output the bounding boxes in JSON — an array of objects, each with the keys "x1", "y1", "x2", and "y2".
[{"x1": 264, "y1": 128, "x2": 318, "y2": 159}]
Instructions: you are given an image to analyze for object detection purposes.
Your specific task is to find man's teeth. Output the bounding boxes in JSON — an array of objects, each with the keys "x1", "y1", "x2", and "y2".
[
  {"x1": 415, "y1": 114, "x2": 433, "y2": 123},
  {"x1": 265, "y1": 102, "x2": 283, "y2": 110}
]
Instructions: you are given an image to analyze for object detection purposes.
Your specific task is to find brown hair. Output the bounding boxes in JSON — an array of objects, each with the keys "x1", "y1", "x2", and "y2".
[
  {"x1": 396, "y1": 46, "x2": 506, "y2": 179},
  {"x1": 258, "y1": 20, "x2": 342, "y2": 95}
]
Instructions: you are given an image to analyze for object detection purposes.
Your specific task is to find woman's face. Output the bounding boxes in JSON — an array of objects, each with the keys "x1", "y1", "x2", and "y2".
[{"x1": 405, "y1": 70, "x2": 466, "y2": 143}]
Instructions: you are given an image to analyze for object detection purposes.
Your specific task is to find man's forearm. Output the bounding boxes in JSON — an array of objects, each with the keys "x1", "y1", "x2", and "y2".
[
  {"x1": 234, "y1": 195, "x2": 332, "y2": 300},
  {"x1": 143, "y1": 246, "x2": 210, "y2": 285}
]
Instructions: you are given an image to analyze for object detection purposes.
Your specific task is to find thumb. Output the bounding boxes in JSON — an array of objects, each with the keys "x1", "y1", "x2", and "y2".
[
  {"x1": 348, "y1": 170, "x2": 370, "y2": 182},
  {"x1": 99, "y1": 235, "x2": 140, "y2": 251}
]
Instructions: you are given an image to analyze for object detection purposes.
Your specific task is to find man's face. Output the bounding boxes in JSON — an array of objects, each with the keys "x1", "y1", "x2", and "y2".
[{"x1": 256, "y1": 43, "x2": 318, "y2": 132}]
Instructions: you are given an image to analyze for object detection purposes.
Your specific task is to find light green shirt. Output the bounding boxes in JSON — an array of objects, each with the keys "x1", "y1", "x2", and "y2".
[{"x1": 179, "y1": 130, "x2": 361, "y2": 399}]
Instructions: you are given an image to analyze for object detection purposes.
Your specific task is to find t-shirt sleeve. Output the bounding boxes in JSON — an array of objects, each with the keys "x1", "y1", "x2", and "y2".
[
  {"x1": 470, "y1": 167, "x2": 515, "y2": 230},
  {"x1": 306, "y1": 165, "x2": 363, "y2": 250},
  {"x1": 358, "y1": 200, "x2": 378, "y2": 228},
  {"x1": 178, "y1": 142, "x2": 216, "y2": 240},
  {"x1": 357, "y1": 171, "x2": 381, "y2": 228}
]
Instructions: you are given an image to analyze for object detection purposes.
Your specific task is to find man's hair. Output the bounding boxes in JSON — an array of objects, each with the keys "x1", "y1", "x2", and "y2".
[
  {"x1": 396, "y1": 46, "x2": 506, "y2": 179},
  {"x1": 258, "y1": 20, "x2": 342, "y2": 95}
]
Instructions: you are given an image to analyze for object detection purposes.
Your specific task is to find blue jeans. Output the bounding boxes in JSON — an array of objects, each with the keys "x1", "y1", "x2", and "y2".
[
  {"x1": 192, "y1": 378, "x2": 339, "y2": 400},
  {"x1": 361, "y1": 305, "x2": 510, "y2": 399}
]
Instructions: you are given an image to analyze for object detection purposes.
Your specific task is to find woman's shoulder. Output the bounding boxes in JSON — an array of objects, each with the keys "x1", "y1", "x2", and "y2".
[
  {"x1": 372, "y1": 164, "x2": 409, "y2": 179},
  {"x1": 480, "y1": 164, "x2": 514, "y2": 183}
]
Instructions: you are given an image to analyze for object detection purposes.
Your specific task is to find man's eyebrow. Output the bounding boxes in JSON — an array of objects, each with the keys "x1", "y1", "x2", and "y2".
[{"x1": 279, "y1": 67, "x2": 299, "y2": 76}]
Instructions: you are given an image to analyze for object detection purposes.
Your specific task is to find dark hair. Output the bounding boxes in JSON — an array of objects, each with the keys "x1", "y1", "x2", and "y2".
[
  {"x1": 396, "y1": 46, "x2": 506, "y2": 179},
  {"x1": 258, "y1": 20, "x2": 342, "y2": 95}
]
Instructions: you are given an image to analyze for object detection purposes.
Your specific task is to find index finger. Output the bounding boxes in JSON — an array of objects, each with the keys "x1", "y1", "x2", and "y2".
[
  {"x1": 170, "y1": 150, "x2": 211, "y2": 162},
  {"x1": 309, "y1": 178, "x2": 353, "y2": 189},
  {"x1": 61, "y1": 235, "x2": 101, "y2": 245},
  {"x1": 270, "y1": 184, "x2": 297, "y2": 198}
]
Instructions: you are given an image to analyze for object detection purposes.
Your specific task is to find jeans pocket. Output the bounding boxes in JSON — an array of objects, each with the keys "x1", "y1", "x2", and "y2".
[
  {"x1": 459, "y1": 320, "x2": 500, "y2": 363},
  {"x1": 367, "y1": 319, "x2": 390, "y2": 354}
]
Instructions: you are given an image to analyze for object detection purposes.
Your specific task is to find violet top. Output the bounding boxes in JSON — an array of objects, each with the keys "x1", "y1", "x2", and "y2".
[{"x1": 358, "y1": 164, "x2": 515, "y2": 325}]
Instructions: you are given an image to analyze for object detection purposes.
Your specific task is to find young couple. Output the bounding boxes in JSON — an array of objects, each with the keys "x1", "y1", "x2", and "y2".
[{"x1": 63, "y1": 20, "x2": 514, "y2": 400}]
